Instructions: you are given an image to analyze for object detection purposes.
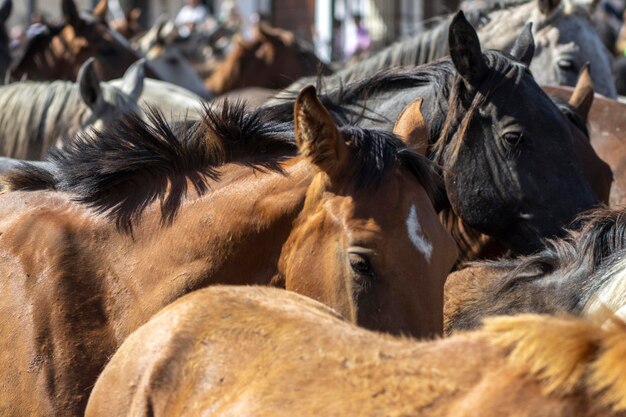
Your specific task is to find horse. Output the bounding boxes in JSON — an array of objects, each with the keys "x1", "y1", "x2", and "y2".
[
  {"x1": 133, "y1": 18, "x2": 213, "y2": 99},
  {"x1": 0, "y1": 87, "x2": 457, "y2": 417},
  {"x1": 437, "y1": 65, "x2": 613, "y2": 265},
  {"x1": 544, "y1": 84, "x2": 626, "y2": 207},
  {"x1": 86, "y1": 285, "x2": 626, "y2": 417},
  {"x1": 0, "y1": 0, "x2": 11, "y2": 82},
  {"x1": 205, "y1": 22, "x2": 331, "y2": 96},
  {"x1": 9, "y1": 0, "x2": 140, "y2": 81},
  {"x1": 0, "y1": 58, "x2": 144, "y2": 160},
  {"x1": 444, "y1": 208, "x2": 626, "y2": 334},
  {"x1": 265, "y1": 11, "x2": 600, "y2": 259},
  {"x1": 276, "y1": 0, "x2": 616, "y2": 99}
]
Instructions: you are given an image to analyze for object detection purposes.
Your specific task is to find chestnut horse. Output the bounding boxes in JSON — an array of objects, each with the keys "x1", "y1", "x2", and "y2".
[
  {"x1": 0, "y1": 87, "x2": 457, "y2": 417},
  {"x1": 86, "y1": 286, "x2": 626, "y2": 417},
  {"x1": 10, "y1": 0, "x2": 140, "y2": 81},
  {"x1": 205, "y1": 22, "x2": 330, "y2": 96}
]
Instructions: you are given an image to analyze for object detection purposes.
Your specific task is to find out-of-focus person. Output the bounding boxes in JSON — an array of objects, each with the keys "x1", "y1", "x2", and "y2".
[
  {"x1": 343, "y1": 14, "x2": 370, "y2": 60},
  {"x1": 219, "y1": 0, "x2": 243, "y2": 34},
  {"x1": 176, "y1": 0, "x2": 210, "y2": 37}
]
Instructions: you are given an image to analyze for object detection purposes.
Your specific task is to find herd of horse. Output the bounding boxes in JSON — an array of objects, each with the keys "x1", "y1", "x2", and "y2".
[{"x1": 0, "y1": 0, "x2": 626, "y2": 415}]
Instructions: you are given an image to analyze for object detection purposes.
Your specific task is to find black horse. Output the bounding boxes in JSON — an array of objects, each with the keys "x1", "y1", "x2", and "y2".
[{"x1": 267, "y1": 11, "x2": 599, "y2": 257}]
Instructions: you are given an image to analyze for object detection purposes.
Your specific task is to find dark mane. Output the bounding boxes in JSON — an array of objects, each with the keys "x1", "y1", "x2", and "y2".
[
  {"x1": 339, "y1": 126, "x2": 441, "y2": 202},
  {"x1": 268, "y1": 50, "x2": 529, "y2": 166},
  {"x1": 265, "y1": 62, "x2": 454, "y2": 130},
  {"x1": 448, "y1": 208, "x2": 626, "y2": 331},
  {"x1": 487, "y1": 208, "x2": 626, "y2": 308},
  {"x1": 3, "y1": 101, "x2": 440, "y2": 231}
]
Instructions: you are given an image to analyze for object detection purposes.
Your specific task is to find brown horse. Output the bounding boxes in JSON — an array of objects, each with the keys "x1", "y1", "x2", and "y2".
[
  {"x1": 10, "y1": 0, "x2": 140, "y2": 81},
  {"x1": 0, "y1": 87, "x2": 457, "y2": 417},
  {"x1": 544, "y1": 84, "x2": 626, "y2": 207},
  {"x1": 205, "y1": 22, "x2": 330, "y2": 96},
  {"x1": 86, "y1": 286, "x2": 626, "y2": 417}
]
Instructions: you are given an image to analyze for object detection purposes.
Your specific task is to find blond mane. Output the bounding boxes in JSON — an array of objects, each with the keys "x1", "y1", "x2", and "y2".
[{"x1": 485, "y1": 313, "x2": 626, "y2": 412}]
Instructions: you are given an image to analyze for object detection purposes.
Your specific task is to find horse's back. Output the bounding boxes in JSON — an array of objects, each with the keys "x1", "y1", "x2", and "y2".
[{"x1": 86, "y1": 286, "x2": 617, "y2": 417}]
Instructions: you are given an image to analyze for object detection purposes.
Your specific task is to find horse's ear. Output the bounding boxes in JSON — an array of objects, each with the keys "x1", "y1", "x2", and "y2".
[
  {"x1": 569, "y1": 62, "x2": 594, "y2": 121},
  {"x1": 62, "y1": 0, "x2": 84, "y2": 28},
  {"x1": 538, "y1": 0, "x2": 561, "y2": 14},
  {"x1": 120, "y1": 59, "x2": 145, "y2": 102},
  {"x1": 0, "y1": 0, "x2": 12, "y2": 23},
  {"x1": 78, "y1": 58, "x2": 102, "y2": 109},
  {"x1": 92, "y1": 0, "x2": 108, "y2": 20},
  {"x1": 510, "y1": 23, "x2": 535, "y2": 66},
  {"x1": 449, "y1": 11, "x2": 487, "y2": 86},
  {"x1": 393, "y1": 98, "x2": 428, "y2": 155},
  {"x1": 294, "y1": 85, "x2": 347, "y2": 177}
]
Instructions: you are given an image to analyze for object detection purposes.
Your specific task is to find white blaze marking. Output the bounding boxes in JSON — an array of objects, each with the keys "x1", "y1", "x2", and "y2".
[{"x1": 406, "y1": 205, "x2": 432, "y2": 263}]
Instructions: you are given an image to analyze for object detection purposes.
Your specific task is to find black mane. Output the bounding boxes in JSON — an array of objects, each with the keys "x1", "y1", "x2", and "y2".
[
  {"x1": 267, "y1": 50, "x2": 529, "y2": 165},
  {"x1": 447, "y1": 208, "x2": 626, "y2": 331},
  {"x1": 3, "y1": 101, "x2": 440, "y2": 231},
  {"x1": 485, "y1": 208, "x2": 626, "y2": 309}
]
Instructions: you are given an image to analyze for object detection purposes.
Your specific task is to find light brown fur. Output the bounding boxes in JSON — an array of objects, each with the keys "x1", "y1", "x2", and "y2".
[{"x1": 86, "y1": 286, "x2": 626, "y2": 417}]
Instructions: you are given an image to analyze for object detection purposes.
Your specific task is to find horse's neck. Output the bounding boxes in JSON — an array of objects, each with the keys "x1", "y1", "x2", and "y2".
[
  {"x1": 476, "y1": 2, "x2": 535, "y2": 51},
  {"x1": 0, "y1": 83, "x2": 84, "y2": 159},
  {"x1": 334, "y1": 22, "x2": 450, "y2": 86},
  {"x1": 107, "y1": 159, "x2": 313, "y2": 336}
]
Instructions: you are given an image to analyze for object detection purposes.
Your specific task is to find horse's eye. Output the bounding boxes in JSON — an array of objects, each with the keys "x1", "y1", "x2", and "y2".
[
  {"x1": 349, "y1": 252, "x2": 374, "y2": 277},
  {"x1": 502, "y1": 132, "x2": 523, "y2": 146},
  {"x1": 557, "y1": 58, "x2": 575, "y2": 71}
]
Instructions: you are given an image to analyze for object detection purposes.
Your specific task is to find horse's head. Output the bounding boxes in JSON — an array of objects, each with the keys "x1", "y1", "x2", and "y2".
[
  {"x1": 439, "y1": 11, "x2": 598, "y2": 254},
  {"x1": 12, "y1": 0, "x2": 139, "y2": 81},
  {"x1": 206, "y1": 23, "x2": 327, "y2": 95},
  {"x1": 529, "y1": 0, "x2": 617, "y2": 98},
  {"x1": 78, "y1": 58, "x2": 144, "y2": 131},
  {"x1": 278, "y1": 86, "x2": 458, "y2": 338},
  {"x1": 136, "y1": 19, "x2": 211, "y2": 99}
]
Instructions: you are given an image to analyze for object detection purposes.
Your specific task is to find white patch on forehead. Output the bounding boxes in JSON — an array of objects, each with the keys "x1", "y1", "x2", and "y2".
[{"x1": 406, "y1": 205, "x2": 432, "y2": 263}]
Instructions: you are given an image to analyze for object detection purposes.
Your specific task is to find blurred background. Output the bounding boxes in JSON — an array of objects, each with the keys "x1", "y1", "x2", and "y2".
[
  {"x1": 10, "y1": 0, "x2": 626, "y2": 64},
  {"x1": 12, "y1": 0, "x2": 463, "y2": 63}
]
